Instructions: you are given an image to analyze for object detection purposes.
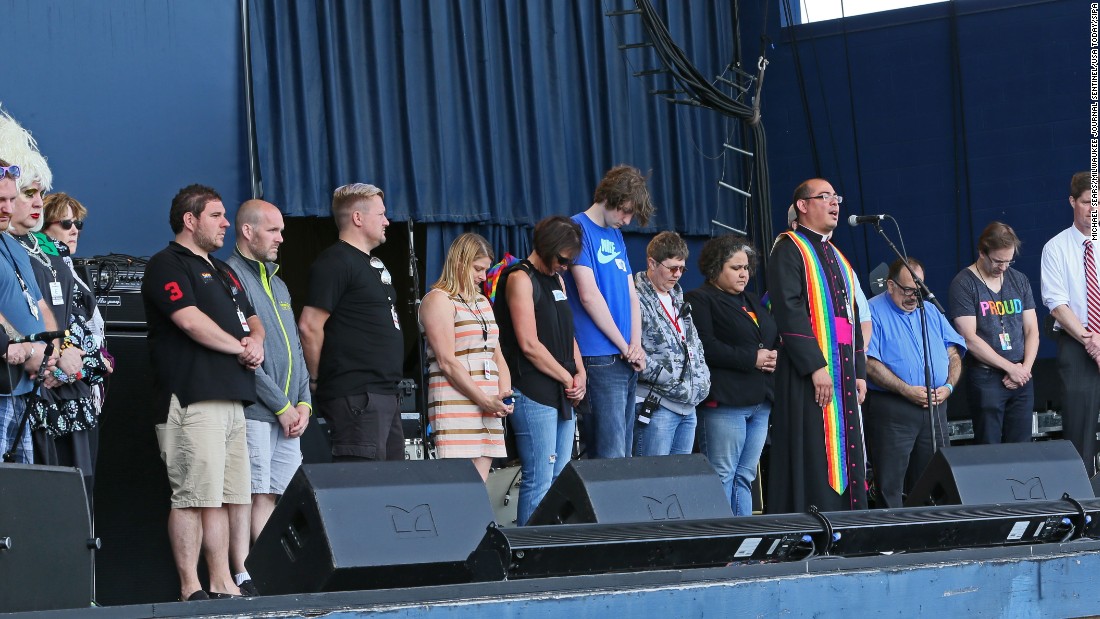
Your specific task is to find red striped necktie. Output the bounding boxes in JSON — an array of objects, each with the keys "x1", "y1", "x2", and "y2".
[{"x1": 1086, "y1": 239, "x2": 1100, "y2": 332}]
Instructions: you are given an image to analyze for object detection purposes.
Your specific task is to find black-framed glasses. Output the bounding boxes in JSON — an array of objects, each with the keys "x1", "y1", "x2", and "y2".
[
  {"x1": 807, "y1": 193, "x2": 843, "y2": 204},
  {"x1": 0, "y1": 165, "x2": 20, "y2": 180},
  {"x1": 658, "y1": 261, "x2": 686, "y2": 274},
  {"x1": 890, "y1": 279, "x2": 919, "y2": 297},
  {"x1": 369, "y1": 255, "x2": 392, "y2": 285},
  {"x1": 48, "y1": 219, "x2": 84, "y2": 231},
  {"x1": 556, "y1": 254, "x2": 574, "y2": 267}
]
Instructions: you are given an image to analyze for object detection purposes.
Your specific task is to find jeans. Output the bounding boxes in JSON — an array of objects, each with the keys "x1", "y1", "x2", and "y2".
[
  {"x1": 696, "y1": 402, "x2": 770, "y2": 516},
  {"x1": 0, "y1": 395, "x2": 32, "y2": 463},
  {"x1": 580, "y1": 355, "x2": 637, "y2": 459},
  {"x1": 633, "y1": 401, "x2": 696, "y2": 456},
  {"x1": 510, "y1": 389, "x2": 575, "y2": 526},
  {"x1": 966, "y1": 365, "x2": 1033, "y2": 444}
]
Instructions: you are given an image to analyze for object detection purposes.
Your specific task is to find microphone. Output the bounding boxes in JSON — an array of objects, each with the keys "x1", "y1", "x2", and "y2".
[
  {"x1": 9, "y1": 330, "x2": 69, "y2": 344},
  {"x1": 848, "y1": 214, "x2": 888, "y2": 226}
]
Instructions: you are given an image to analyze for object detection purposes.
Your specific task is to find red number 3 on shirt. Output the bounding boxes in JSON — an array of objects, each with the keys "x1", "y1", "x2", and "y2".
[{"x1": 164, "y1": 282, "x2": 183, "y2": 301}]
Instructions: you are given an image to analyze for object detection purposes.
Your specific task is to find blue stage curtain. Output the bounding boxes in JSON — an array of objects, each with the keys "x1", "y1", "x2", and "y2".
[
  {"x1": 248, "y1": 0, "x2": 738, "y2": 238},
  {"x1": 423, "y1": 222, "x2": 533, "y2": 291}
]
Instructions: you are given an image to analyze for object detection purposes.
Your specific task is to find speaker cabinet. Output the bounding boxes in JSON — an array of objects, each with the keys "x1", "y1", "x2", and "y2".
[
  {"x1": 527, "y1": 454, "x2": 731, "y2": 526},
  {"x1": 0, "y1": 464, "x2": 94, "y2": 612},
  {"x1": 247, "y1": 459, "x2": 494, "y2": 594},
  {"x1": 92, "y1": 331, "x2": 180, "y2": 605},
  {"x1": 904, "y1": 440, "x2": 1094, "y2": 507}
]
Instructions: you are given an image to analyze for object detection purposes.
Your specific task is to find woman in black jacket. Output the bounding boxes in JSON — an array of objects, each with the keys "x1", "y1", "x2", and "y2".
[{"x1": 686, "y1": 235, "x2": 779, "y2": 516}]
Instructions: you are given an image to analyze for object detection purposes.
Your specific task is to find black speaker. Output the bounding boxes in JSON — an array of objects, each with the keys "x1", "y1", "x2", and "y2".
[
  {"x1": 92, "y1": 331, "x2": 180, "y2": 605},
  {"x1": 904, "y1": 440, "x2": 1094, "y2": 507},
  {"x1": 527, "y1": 454, "x2": 731, "y2": 526},
  {"x1": 0, "y1": 464, "x2": 95, "y2": 612},
  {"x1": 247, "y1": 459, "x2": 494, "y2": 594}
]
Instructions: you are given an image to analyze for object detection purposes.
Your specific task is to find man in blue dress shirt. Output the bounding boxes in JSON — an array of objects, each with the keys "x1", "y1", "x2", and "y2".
[{"x1": 865, "y1": 257, "x2": 966, "y2": 508}]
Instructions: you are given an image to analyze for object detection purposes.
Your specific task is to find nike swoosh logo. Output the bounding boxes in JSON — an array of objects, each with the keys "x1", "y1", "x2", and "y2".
[{"x1": 597, "y1": 248, "x2": 620, "y2": 264}]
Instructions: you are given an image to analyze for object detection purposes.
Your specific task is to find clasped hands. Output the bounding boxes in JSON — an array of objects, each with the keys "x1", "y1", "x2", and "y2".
[{"x1": 238, "y1": 336, "x2": 264, "y2": 370}]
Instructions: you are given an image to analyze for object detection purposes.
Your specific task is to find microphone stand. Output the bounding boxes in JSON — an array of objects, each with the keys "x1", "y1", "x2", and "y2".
[
  {"x1": 869, "y1": 219, "x2": 944, "y2": 454},
  {"x1": 407, "y1": 221, "x2": 430, "y2": 451}
]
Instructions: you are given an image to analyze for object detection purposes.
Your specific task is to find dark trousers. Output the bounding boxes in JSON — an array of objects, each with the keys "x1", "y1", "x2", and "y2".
[
  {"x1": 1057, "y1": 333, "x2": 1100, "y2": 476},
  {"x1": 864, "y1": 390, "x2": 948, "y2": 508},
  {"x1": 317, "y1": 392, "x2": 404, "y2": 461},
  {"x1": 965, "y1": 365, "x2": 1034, "y2": 444}
]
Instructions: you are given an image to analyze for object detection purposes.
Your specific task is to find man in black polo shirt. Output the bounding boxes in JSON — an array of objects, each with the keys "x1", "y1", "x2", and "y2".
[
  {"x1": 299, "y1": 183, "x2": 405, "y2": 461},
  {"x1": 142, "y1": 184, "x2": 265, "y2": 602}
]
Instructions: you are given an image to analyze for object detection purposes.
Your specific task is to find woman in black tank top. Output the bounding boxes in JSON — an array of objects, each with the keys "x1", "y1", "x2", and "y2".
[{"x1": 495, "y1": 216, "x2": 586, "y2": 525}]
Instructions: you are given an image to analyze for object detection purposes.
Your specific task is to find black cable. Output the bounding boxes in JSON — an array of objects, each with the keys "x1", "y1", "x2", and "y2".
[
  {"x1": 948, "y1": 0, "x2": 975, "y2": 268},
  {"x1": 838, "y1": 0, "x2": 869, "y2": 281}
]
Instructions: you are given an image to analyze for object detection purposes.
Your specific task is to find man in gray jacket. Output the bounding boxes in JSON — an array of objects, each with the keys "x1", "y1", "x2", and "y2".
[{"x1": 225, "y1": 199, "x2": 311, "y2": 595}]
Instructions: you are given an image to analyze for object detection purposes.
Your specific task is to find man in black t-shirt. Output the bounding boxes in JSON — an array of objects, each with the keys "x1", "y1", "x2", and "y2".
[
  {"x1": 299, "y1": 183, "x2": 405, "y2": 461},
  {"x1": 142, "y1": 184, "x2": 264, "y2": 602}
]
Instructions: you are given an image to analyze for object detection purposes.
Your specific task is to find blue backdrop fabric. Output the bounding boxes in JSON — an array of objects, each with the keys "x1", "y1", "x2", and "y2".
[{"x1": 246, "y1": 0, "x2": 741, "y2": 234}]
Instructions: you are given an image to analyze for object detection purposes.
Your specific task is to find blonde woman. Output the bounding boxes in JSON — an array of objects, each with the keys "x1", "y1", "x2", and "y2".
[{"x1": 421, "y1": 233, "x2": 513, "y2": 481}]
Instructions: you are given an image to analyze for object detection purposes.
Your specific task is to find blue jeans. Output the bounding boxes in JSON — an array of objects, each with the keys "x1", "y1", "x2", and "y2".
[
  {"x1": 696, "y1": 402, "x2": 770, "y2": 516},
  {"x1": 510, "y1": 389, "x2": 575, "y2": 526},
  {"x1": 966, "y1": 365, "x2": 1033, "y2": 444},
  {"x1": 580, "y1": 355, "x2": 637, "y2": 459},
  {"x1": 0, "y1": 395, "x2": 32, "y2": 463},
  {"x1": 634, "y1": 401, "x2": 696, "y2": 456}
]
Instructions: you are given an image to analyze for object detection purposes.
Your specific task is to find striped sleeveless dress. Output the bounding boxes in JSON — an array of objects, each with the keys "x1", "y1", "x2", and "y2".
[{"x1": 425, "y1": 291, "x2": 507, "y2": 458}]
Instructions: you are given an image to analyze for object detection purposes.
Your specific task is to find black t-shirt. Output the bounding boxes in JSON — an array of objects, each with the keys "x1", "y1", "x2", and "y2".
[
  {"x1": 305, "y1": 241, "x2": 404, "y2": 398},
  {"x1": 142, "y1": 242, "x2": 258, "y2": 420},
  {"x1": 947, "y1": 267, "x2": 1035, "y2": 365}
]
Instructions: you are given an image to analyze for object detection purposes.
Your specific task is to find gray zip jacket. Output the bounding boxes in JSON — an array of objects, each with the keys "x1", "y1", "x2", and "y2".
[
  {"x1": 634, "y1": 271, "x2": 711, "y2": 413},
  {"x1": 227, "y1": 249, "x2": 312, "y2": 423}
]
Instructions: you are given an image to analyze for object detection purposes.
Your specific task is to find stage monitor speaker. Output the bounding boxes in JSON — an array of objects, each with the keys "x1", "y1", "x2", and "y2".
[
  {"x1": 526, "y1": 454, "x2": 731, "y2": 526},
  {"x1": 0, "y1": 464, "x2": 95, "y2": 612},
  {"x1": 247, "y1": 459, "x2": 494, "y2": 594},
  {"x1": 904, "y1": 440, "x2": 1093, "y2": 507}
]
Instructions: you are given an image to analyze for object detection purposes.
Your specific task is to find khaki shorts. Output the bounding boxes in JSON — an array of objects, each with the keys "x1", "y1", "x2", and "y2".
[{"x1": 156, "y1": 395, "x2": 250, "y2": 509}]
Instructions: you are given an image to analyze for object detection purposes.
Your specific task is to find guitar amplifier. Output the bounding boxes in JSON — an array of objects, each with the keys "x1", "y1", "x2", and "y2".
[{"x1": 78, "y1": 257, "x2": 148, "y2": 328}]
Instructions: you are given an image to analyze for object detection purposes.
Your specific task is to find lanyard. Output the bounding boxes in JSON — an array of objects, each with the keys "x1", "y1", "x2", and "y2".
[{"x1": 657, "y1": 294, "x2": 684, "y2": 338}]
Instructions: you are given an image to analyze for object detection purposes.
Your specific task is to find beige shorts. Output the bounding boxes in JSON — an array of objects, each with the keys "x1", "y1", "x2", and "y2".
[{"x1": 156, "y1": 395, "x2": 250, "y2": 509}]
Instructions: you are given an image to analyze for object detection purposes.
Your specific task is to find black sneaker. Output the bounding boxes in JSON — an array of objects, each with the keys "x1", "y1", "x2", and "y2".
[
  {"x1": 238, "y1": 580, "x2": 259, "y2": 597},
  {"x1": 208, "y1": 591, "x2": 242, "y2": 600}
]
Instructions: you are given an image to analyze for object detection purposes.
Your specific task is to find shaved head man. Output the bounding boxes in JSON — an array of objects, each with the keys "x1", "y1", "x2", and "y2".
[{"x1": 225, "y1": 199, "x2": 311, "y2": 596}]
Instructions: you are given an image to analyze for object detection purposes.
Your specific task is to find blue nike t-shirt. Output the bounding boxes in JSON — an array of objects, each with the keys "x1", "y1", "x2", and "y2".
[{"x1": 564, "y1": 212, "x2": 633, "y2": 356}]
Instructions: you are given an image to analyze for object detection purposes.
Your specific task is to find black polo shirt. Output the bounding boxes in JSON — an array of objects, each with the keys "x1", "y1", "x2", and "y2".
[
  {"x1": 305, "y1": 241, "x2": 404, "y2": 399},
  {"x1": 142, "y1": 242, "x2": 258, "y2": 421}
]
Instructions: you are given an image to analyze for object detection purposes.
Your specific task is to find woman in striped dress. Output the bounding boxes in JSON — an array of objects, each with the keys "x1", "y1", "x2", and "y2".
[{"x1": 421, "y1": 233, "x2": 513, "y2": 481}]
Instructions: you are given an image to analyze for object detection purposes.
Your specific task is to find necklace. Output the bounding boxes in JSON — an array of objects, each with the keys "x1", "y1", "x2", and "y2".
[
  {"x1": 13, "y1": 233, "x2": 57, "y2": 279},
  {"x1": 458, "y1": 294, "x2": 489, "y2": 350}
]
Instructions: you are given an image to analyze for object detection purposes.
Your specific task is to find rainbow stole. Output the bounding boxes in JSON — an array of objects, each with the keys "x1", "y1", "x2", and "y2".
[{"x1": 782, "y1": 230, "x2": 858, "y2": 494}]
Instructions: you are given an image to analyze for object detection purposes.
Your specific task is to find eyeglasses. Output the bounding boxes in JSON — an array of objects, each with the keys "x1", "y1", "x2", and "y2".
[
  {"x1": 985, "y1": 255, "x2": 1015, "y2": 267},
  {"x1": 658, "y1": 261, "x2": 686, "y2": 274},
  {"x1": 807, "y1": 193, "x2": 843, "y2": 204},
  {"x1": 890, "y1": 279, "x2": 919, "y2": 297},
  {"x1": 0, "y1": 165, "x2": 20, "y2": 180},
  {"x1": 369, "y1": 256, "x2": 392, "y2": 285},
  {"x1": 48, "y1": 219, "x2": 84, "y2": 231},
  {"x1": 556, "y1": 254, "x2": 574, "y2": 267}
]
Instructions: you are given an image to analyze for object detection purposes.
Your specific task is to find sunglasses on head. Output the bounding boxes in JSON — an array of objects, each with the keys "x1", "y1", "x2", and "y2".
[
  {"x1": 0, "y1": 165, "x2": 20, "y2": 180},
  {"x1": 49, "y1": 219, "x2": 84, "y2": 231}
]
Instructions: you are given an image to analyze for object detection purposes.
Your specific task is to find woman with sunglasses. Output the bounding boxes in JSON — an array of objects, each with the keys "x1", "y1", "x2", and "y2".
[
  {"x1": 948, "y1": 221, "x2": 1038, "y2": 444},
  {"x1": 421, "y1": 233, "x2": 513, "y2": 482},
  {"x1": 43, "y1": 193, "x2": 113, "y2": 421},
  {"x1": 685, "y1": 235, "x2": 778, "y2": 516},
  {"x1": 632, "y1": 231, "x2": 710, "y2": 457},
  {"x1": 494, "y1": 216, "x2": 586, "y2": 525}
]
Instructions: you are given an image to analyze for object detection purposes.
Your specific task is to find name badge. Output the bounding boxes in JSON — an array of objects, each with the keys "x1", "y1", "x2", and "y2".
[
  {"x1": 999, "y1": 332, "x2": 1012, "y2": 351},
  {"x1": 237, "y1": 309, "x2": 250, "y2": 333},
  {"x1": 484, "y1": 359, "x2": 497, "y2": 380},
  {"x1": 552, "y1": 289, "x2": 567, "y2": 302},
  {"x1": 49, "y1": 281, "x2": 64, "y2": 306}
]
